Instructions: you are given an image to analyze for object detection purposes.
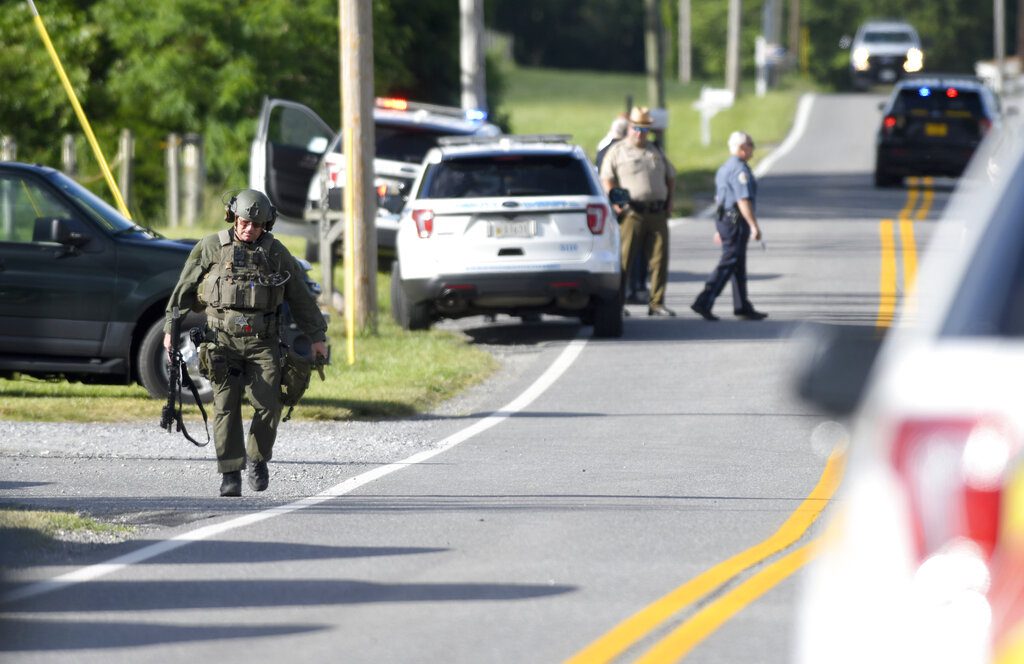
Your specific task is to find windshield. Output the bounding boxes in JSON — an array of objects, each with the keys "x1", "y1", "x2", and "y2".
[
  {"x1": 420, "y1": 155, "x2": 596, "y2": 199},
  {"x1": 50, "y1": 174, "x2": 142, "y2": 234},
  {"x1": 863, "y1": 31, "x2": 916, "y2": 45}
]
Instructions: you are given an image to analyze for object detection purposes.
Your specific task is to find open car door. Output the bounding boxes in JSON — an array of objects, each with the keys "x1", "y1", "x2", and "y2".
[{"x1": 249, "y1": 98, "x2": 334, "y2": 222}]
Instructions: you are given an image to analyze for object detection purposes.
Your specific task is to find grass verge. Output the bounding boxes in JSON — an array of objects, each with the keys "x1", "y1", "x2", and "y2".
[{"x1": 0, "y1": 508, "x2": 133, "y2": 552}]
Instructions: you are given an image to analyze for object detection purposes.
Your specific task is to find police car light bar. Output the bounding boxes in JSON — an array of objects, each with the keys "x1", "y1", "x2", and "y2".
[
  {"x1": 375, "y1": 97, "x2": 488, "y2": 122},
  {"x1": 437, "y1": 134, "x2": 573, "y2": 147}
]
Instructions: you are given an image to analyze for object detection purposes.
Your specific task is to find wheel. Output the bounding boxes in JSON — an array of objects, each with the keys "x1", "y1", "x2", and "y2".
[
  {"x1": 390, "y1": 261, "x2": 432, "y2": 330},
  {"x1": 591, "y1": 297, "x2": 623, "y2": 338},
  {"x1": 519, "y1": 312, "x2": 542, "y2": 323},
  {"x1": 874, "y1": 161, "x2": 901, "y2": 188},
  {"x1": 137, "y1": 317, "x2": 213, "y2": 403}
]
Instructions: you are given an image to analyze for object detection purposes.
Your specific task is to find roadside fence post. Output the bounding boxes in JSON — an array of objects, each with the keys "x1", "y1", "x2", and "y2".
[
  {"x1": 62, "y1": 134, "x2": 77, "y2": 176},
  {"x1": 118, "y1": 128, "x2": 134, "y2": 212},
  {"x1": 182, "y1": 133, "x2": 204, "y2": 227},
  {"x1": 166, "y1": 133, "x2": 180, "y2": 228},
  {"x1": 1, "y1": 136, "x2": 16, "y2": 161}
]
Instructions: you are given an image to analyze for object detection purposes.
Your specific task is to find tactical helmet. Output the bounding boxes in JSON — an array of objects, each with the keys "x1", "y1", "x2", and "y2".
[{"x1": 226, "y1": 189, "x2": 277, "y2": 230}]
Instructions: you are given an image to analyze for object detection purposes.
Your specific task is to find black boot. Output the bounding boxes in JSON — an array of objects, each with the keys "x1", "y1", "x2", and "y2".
[
  {"x1": 220, "y1": 471, "x2": 242, "y2": 497},
  {"x1": 247, "y1": 461, "x2": 269, "y2": 492}
]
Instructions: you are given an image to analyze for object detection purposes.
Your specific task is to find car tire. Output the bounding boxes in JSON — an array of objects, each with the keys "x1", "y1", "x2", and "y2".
[
  {"x1": 390, "y1": 261, "x2": 432, "y2": 331},
  {"x1": 874, "y1": 167, "x2": 900, "y2": 188},
  {"x1": 137, "y1": 317, "x2": 213, "y2": 404},
  {"x1": 591, "y1": 297, "x2": 623, "y2": 338}
]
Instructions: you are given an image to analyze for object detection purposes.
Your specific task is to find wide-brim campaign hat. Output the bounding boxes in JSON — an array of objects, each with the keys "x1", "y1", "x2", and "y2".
[{"x1": 629, "y1": 106, "x2": 654, "y2": 128}]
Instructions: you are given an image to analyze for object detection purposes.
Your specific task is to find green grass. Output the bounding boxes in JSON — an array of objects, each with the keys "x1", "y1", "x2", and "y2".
[
  {"x1": 0, "y1": 508, "x2": 133, "y2": 550},
  {"x1": 502, "y1": 66, "x2": 817, "y2": 214}
]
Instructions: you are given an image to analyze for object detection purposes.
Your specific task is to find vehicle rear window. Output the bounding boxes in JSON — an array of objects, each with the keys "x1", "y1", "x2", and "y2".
[
  {"x1": 419, "y1": 155, "x2": 595, "y2": 198},
  {"x1": 892, "y1": 89, "x2": 985, "y2": 120}
]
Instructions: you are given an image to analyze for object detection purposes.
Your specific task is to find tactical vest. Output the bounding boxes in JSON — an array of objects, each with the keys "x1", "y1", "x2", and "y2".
[{"x1": 199, "y1": 229, "x2": 287, "y2": 336}]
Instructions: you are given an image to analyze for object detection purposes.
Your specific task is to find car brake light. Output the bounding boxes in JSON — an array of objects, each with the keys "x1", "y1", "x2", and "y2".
[
  {"x1": 946, "y1": 87, "x2": 959, "y2": 98},
  {"x1": 586, "y1": 203, "x2": 608, "y2": 235},
  {"x1": 411, "y1": 209, "x2": 434, "y2": 238},
  {"x1": 376, "y1": 184, "x2": 388, "y2": 199},
  {"x1": 892, "y1": 418, "x2": 1018, "y2": 562},
  {"x1": 376, "y1": 97, "x2": 409, "y2": 111},
  {"x1": 882, "y1": 115, "x2": 898, "y2": 135}
]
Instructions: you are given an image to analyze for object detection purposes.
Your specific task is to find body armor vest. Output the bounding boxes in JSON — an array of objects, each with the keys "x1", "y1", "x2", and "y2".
[{"x1": 200, "y1": 229, "x2": 287, "y2": 336}]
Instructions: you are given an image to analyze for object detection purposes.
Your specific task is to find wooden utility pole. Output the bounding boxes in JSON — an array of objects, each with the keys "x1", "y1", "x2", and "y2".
[
  {"x1": 644, "y1": 0, "x2": 665, "y2": 109},
  {"x1": 678, "y1": 0, "x2": 692, "y2": 83},
  {"x1": 788, "y1": 0, "x2": 800, "y2": 67},
  {"x1": 996, "y1": 0, "x2": 1006, "y2": 93},
  {"x1": 460, "y1": 0, "x2": 487, "y2": 112},
  {"x1": 339, "y1": 0, "x2": 377, "y2": 336},
  {"x1": 726, "y1": 0, "x2": 741, "y2": 97}
]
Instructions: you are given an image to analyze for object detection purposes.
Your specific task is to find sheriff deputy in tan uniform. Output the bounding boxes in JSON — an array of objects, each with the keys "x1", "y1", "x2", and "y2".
[
  {"x1": 163, "y1": 189, "x2": 328, "y2": 497},
  {"x1": 599, "y1": 106, "x2": 677, "y2": 316}
]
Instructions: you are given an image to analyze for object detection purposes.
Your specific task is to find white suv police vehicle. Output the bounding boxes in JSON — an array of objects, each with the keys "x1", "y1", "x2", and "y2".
[
  {"x1": 849, "y1": 20, "x2": 924, "y2": 90},
  {"x1": 249, "y1": 97, "x2": 500, "y2": 257},
  {"x1": 390, "y1": 135, "x2": 623, "y2": 338}
]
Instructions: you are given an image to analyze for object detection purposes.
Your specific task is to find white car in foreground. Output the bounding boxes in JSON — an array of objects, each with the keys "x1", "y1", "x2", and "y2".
[
  {"x1": 796, "y1": 123, "x2": 1024, "y2": 663},
  {"x1": 391, "y1": 135, "x2": 623, "y2": 337}
]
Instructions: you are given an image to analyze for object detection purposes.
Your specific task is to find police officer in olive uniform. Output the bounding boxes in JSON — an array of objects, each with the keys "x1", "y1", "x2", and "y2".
[
  {"x1": 691, "y1": 131, "x2": 767, "y2": 322},
  {"x1": 164, "y1": 189, "x2": 328, "y2": 497},
  {"x1": 600, "y1": 106, "x2": 677, "y2": 316}
]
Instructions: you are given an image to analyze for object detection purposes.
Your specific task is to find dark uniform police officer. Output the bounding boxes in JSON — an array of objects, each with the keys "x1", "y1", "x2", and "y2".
[
  {"x1": 163, "y1": 189, "x2": 328, "y2": 496},
  {"x1": 691, "y1": 131, "x2": 767, "y2": 321},
  {"x1": 600, "y1": 106, "x2": 677, "y2": 316}
]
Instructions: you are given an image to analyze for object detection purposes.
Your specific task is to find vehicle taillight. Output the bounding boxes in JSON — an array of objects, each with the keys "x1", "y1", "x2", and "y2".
[
  {"x1": 892, "y1": 418, "x2": 1018, "y2": 562},
  {"x1": 882, "y1": 115, "x2": 898, "y2": 134},
  {"x1": 411, "y1": 209, "x2": 434, "y2": 238},
  {"x1": 376, "y1": 97, "x2": 409, "y2": 111},
  {"x1": 586, "y1": 203, "x2": 608, "y2": 235}
]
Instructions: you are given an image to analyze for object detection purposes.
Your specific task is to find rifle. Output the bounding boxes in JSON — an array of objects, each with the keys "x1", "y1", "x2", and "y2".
[{"x1": 159, "y1": 306, "x2": 210, "y2": 446}]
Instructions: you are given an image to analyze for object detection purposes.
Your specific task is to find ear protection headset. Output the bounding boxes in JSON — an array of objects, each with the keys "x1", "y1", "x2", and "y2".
[{"x1": 224, "y1": 189, "x2": 278, "y2": 231}]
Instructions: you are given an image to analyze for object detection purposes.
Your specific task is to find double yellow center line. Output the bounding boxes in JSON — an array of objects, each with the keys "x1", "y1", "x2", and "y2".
[
  {"x1": 567, "y1": 178, "x2": 936, "y2": 663},
  {"x1": 877, "y1": 176, "x2": 933, "y2": 328}
]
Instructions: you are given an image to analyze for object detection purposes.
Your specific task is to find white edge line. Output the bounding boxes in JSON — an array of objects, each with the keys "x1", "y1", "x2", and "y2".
[
  {"x1": 678, "y1": 92, "x2": 817, "y2": 225},
  {"x1": 1, "y1": 336, "x2": 590, "y2": 604}
]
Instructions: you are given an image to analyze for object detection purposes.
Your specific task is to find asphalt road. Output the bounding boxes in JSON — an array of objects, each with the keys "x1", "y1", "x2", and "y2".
[{"x1": 0, "y1": 92, "x2": 953, "y2": 663}]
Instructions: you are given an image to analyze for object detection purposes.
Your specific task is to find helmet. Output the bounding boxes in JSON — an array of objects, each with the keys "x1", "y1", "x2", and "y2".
[{"x1": 225, "y1": 189, "x2": 277, "y2": 230}]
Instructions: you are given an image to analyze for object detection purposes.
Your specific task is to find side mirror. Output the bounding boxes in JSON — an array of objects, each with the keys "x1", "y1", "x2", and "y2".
[
  {"x1": 792, "y1": 324, "x2": 885, "y2": 417},
  {"x1": 608, "y1": 187, "x2": 630, "y2": 206},
  {"x1": 32, "y1": 217, "x2": 90, "y2": 247},
  {"x1": 838, "y1": 35, "x2": 852, "y2": 50}
]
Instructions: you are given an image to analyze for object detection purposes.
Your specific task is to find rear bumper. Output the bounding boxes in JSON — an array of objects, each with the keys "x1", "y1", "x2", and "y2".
[
  {"x1": 876, "y1": 142, "x2": 977, "y2": 177},
  {"x1": 401, "y1": 270, "x2": 621, "y2": 318}
]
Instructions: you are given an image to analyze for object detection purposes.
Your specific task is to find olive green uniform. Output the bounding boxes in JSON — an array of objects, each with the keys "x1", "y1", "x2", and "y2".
[
  {"x1": 599, "y1": 140, "x2": 676, "y2": 307},
  {"x1": 165, "y1": 229, "x2": 327, "y2": 473}
]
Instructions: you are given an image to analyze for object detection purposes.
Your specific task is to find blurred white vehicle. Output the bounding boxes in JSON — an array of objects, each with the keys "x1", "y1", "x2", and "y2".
[{"x1": 796, "y1": 120, "x2": 1024, "y2": 663}]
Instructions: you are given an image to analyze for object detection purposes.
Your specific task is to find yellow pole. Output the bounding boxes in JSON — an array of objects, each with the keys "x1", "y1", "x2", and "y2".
[
  {"x1": 26, "y1": 0, "x2": 132, "y2": 219},
  {"x1": 343, "y1": 126, "x2": 356, "y2": 365}
]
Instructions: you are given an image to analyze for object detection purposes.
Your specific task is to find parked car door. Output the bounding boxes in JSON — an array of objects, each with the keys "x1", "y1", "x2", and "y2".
[
  {"x1": 0, "y1": 170, "x2": 116, "y2": 356},
  {"x1": 248, "y1": 97, "x2": 334, "y2": 221}
]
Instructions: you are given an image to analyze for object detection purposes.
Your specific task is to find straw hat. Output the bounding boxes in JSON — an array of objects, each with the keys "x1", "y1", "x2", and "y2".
[{"x1": 629, "y1": 106, "x2": 653, "y2": 127}]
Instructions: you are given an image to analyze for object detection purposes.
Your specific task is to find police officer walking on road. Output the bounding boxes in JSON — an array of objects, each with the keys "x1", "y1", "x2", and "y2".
[
  {"x1": 600, "y1": 106, "x2": 677, "y2": 316},
  {"x1": 691, "y1": 131, "x2": 767, "y2": 321},
  {"x1": 164, "y1": 189, "x2": 328, "y2": 497}
]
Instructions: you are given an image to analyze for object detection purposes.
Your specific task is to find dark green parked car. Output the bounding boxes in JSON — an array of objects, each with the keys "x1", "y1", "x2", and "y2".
[{"x1": 0, "y1": 162, "x2": 323, "y2": 402}]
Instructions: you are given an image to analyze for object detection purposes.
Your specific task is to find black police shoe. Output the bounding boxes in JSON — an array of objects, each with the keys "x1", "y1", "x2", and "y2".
[
  {"x1": 248, "y1": 461, "x2": 269, "y2": 492},
  {"x1": 648, "y1": 304, "x2": 677, "y2": 317},
  {"x1": 735, "y1": 308, "x2": 768, "y2": 320},
  {"x1": 220, "y1": 471, "x2": 242, "y2": 497},
  {"x1": 690, "y1": 302, "x2": 719, "y2": 321}
]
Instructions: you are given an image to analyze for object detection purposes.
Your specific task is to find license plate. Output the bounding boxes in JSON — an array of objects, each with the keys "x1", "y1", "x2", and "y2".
[
  {"x1": 879, "y1": 69, "x2": 896, "y2": 82},
  {"x1": 925, "y1": 122, "x2": 948, "y2": 137},
  {"x1": 489, "y1": 220, "x2": 535, "y2": 238}
]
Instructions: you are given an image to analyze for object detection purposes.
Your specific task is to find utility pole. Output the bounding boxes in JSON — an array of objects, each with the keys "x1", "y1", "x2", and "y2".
[
  {"x1": 726, "y1": 0, "x2": 741, "y2": 98},
  {"x1": 788, "y1": 0, "x2": 800, "y2": 69},
  {"x1": 1019, "y1": 0, "x2": 1024, "y2": 61},
  {"x1": 339, "y1": 0, "x2": 377, "y2": 337},
  {"x1": 678, "y1": 0, "x2": 692, "y2": 83},
  {"x1": 995, "y1": 0, "x2": 1006, "y2": 93},
  {"x1": 644, "y1": 0, "x2": 665, "y2": 109},
  {"x1": 460, "y1": 0, "x2": 487, "y2": 112}
]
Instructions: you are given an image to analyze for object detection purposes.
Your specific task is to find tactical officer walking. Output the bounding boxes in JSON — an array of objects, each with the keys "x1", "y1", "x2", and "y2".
[
  {"x1": 164, "y1": 189, "x2": 328, "y2": 496},
  {"x1": 600, "y1": 106, "x2": 677, "y2": 316},
  {"x1": 691, "y1": 131, "x2": 767, "y2": 321}
]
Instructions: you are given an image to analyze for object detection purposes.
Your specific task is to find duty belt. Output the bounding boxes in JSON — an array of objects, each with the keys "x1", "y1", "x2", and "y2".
[
  {"x1": 630, "y1": 200, "x2": 667, "y2": 213},
  {"x1": 206, "y1": 310, "x2": 278, "y2": 338}
]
